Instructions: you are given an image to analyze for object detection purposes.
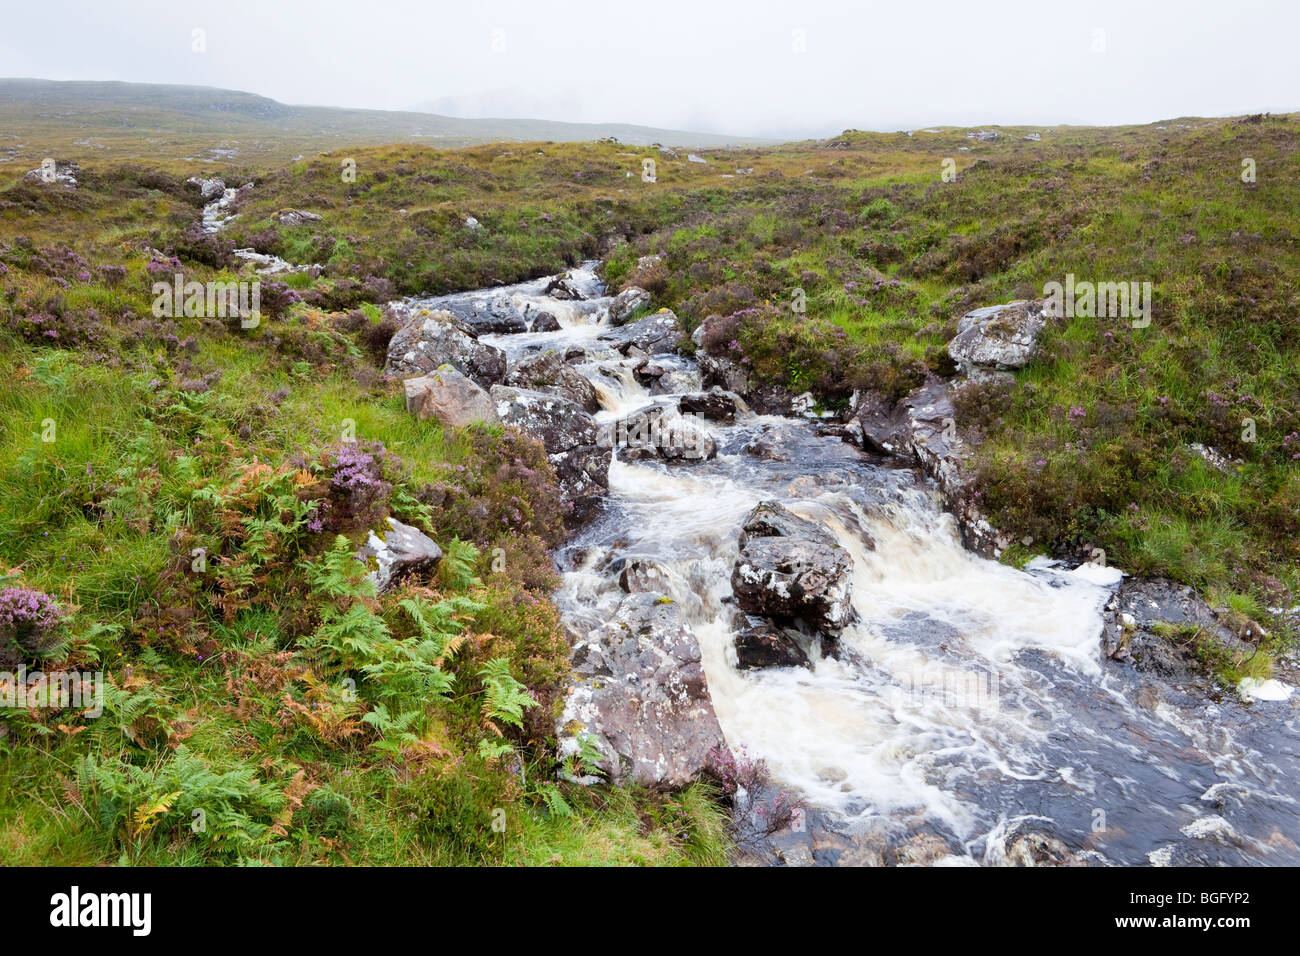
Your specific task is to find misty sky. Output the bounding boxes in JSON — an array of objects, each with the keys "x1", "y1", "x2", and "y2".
[{"x1": 2, "y1": 0, "x2": 1296, "y2": 138}]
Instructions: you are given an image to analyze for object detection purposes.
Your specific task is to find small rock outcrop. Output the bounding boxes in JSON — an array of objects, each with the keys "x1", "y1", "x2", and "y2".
[
  {"x1": 556, "y1": 592, "x2": 725, "y2": 789},
  {"x1": 731, "y1": 502, "x2": 855, "y2": 636},
  {"x1": 275, "y1": 209, "x2": 323, "y2": 226},
  {"x1": 503, "y1": 350, "x2": 599, "y2": 412},
  {"x1": 1104, "y1": 577, "x2": 1258, "y2": 685},
  {"x1": 491, "y1": 385, "x2": 611, "y2": 522},
  {"x1": 385, "y1": 309, "x2": 506, "y2": 387},
  {"x1": 185, "y1": 175, "x2": 226, "y2": 201},
  {"x1": 360, "y1": 518, "x2": 443, "y2": 593},
  {"x1": 607, "y1": 286, "x2": 652, "y2": 326},
  {"x1": 25, "y1": 160, "x2": 79, "y2": 187},
  {"x1": 404, "y1": 367, "x2": 499, "y2": 428}
]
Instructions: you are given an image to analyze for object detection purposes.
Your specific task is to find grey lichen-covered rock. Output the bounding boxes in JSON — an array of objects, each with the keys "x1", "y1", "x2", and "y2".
[
  {"x1": 503, "y1": 349, "x2": 599, "y2": 412},
  {"x1": 556, "y1": 592, "x2": 725, "y2": 789},
  {"x1": 607, "y1": 286, "x2": 652, "y2": 326},
  {"x1": 410, "y1": 290, "x2": 559, "y2": 335},
  {"x1": 385, "y1": 308, "x2": 506, "y2": 387},
  {"x1": 360, "y1": 518, "x2": 443, "y2": 593},
  {"x1": 25, "y1": 160, "x2": 79, "y2": 187},
  {"x1": 185, "y1": 175, "x2": 226, "y2": 201},
  {"x1": 404, "y1": 367, "x2": 499, "y2": 428},
  {"x1": 615, "y1": 557, "x2": 673, "y2": 594},
  {"x1": 947, "y1": 300, "x2": 1048, "y2": 377},
  {"x1": 731, "y1": 502, "x2": 856, "y2": 636},
  {"x1": 275, "y1": 208, "x2": 322, "y2": 226},
  {"x1": 597, "y1": 310, "x2": 682, "y2": 354},
  {"x1": 490, "y1": 385, "x2": 611, "y2": 522}
]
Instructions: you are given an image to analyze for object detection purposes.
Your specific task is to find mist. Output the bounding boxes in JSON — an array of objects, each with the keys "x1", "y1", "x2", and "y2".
[{"x1": 1, "y1": 0, "x2": 1296, "y2": 139}]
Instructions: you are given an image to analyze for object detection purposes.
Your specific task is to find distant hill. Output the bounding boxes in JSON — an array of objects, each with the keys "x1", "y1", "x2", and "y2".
[{"x1": 0, "y1": 78, "x2": 772, "y2": 170}]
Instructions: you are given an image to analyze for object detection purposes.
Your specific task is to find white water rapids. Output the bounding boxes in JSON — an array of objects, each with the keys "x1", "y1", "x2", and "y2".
[{"x1": 462, "y1": 263, "x2": 1300, "y2": 865}]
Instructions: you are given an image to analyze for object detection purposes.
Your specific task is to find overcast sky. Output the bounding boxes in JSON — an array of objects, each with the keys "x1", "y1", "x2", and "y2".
[{"x1": 2, "y1": 0, "x2": 1296, "y2": 138}]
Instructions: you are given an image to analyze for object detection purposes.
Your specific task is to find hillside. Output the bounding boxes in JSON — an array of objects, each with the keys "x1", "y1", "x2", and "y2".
[
  {"x1": 0, "y1": 109, "x2": 1297, "y2": 866},
  {"x1": 0, "y1": 78, "x2": 772, "y2": 171}
]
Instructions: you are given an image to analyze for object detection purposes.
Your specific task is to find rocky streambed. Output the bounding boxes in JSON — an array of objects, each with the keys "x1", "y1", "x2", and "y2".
[{"x1": 377, "y1": 261, "x2": 1300, "y2": 866}]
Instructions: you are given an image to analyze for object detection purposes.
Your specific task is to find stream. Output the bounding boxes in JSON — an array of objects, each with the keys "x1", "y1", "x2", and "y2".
[{"x1": 460, "y1": 263, "x2": 1300, "y2": 866}]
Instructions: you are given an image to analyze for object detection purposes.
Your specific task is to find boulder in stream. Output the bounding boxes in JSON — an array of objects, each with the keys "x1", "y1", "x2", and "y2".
[
  {"x1": 599, "y1": 404, "x2": 718, "y2": 461},
  {"x1": 731, "y1": 501, "x2": 855, "y2": 636},
  {"x1": 556, "y1": 592, "x2": 726, "y2": 789},
  {"x1": 597, "y1": 309, "x2": 682, "y2": 354},
  {"x1": 503, "y1": 349, "x2": 600, "y2": 412},
  {"x1": 678, "y1": 387, "x2": 744, "y2": 423},
  {"x1": 734, "y1": 618, "x2": 810, "y2": 669}
]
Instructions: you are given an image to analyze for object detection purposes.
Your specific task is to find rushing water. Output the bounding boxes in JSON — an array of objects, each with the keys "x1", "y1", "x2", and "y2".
[{"x1": 458, "y1": 264, "x2": 1300, "y2": 865}]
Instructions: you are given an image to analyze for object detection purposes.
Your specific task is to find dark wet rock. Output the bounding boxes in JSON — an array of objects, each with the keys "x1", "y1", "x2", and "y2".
[
  {"x1": 275, "y1": 209, "x2": 322, "y2": 226},
  {"x1": 948, "y1": 300, "x2": 1048, "y2": 378},
  {"x1": 597, "y1": 310, "x2": 682, "y2": 354},
  {"x1": 890, "y1": 825, "x2": 965, "y2": 866},
  {"x1": 599, "y1": 404, "x2": 718, "y2": 461},
  {"x1": 852, "y1": 391, "x2": 913, "y2": 457},
  {"x1": 542, "y1": 275, "x2": 587, "y2": 300},
  {"x1": 504, "y1": 349, "x2": 599, "y2": 412},
  {"x1": 731, "y1": 502, "x2": 855, "y2": 635},
  {"x1": 385, "y1": 309, "x2": 506, "y2": 387},
  {"x1": 747, "y1": 384, "x2": 795, "y2": 416},
  {"x1": 678, "y1": 387, "x2": 742, "y2": 423},
  {"x1": 360, "y1": 518, "x2": 443, "y2": 593},
  {"x1": 490, "y1": 385, "x2": 610, "y2": 522},
  {"x1": 873, "y1": 378, "x2": 1011, "y2": 558},
  {"x1": 403, "y1": 367, "x2": 499, "y2": 428},
  {"x1": 607, "y1": 286, "x2": 652, "y2": 325},
  {"x1": 1104, "y1": 577, "x2": 1258, "y2": 685},
  {"x1": 556, "y1": 592, "x2": 725, "y2": 789},
  {"x1": 734, "y1": 619, "x2": 810, "y2": 669}
]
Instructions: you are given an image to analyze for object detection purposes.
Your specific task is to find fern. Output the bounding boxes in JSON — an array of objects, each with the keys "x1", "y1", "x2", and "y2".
[
  {"x1": 361, "y1": 703, "x2": 422, "y2": 756},
  {"x1": 536, "y1": 783, "x2": 573, "y2": 819},
  {"x1": 437, "y1": 537, "x2": 481, "y2": 591},
  {"x1": 477, "y1": 658, "x2": 537, "y2": 731},
  {"x1": 477, "y1": 737, "x2": 515, "y2": 761}
]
